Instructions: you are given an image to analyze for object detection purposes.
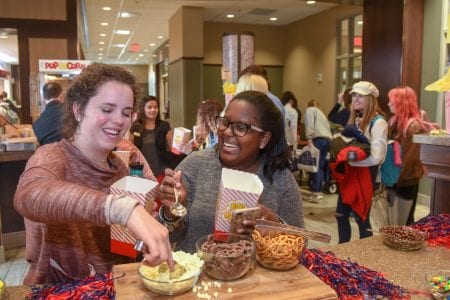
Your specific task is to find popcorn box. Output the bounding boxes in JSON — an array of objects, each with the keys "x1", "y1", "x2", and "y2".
[
  {"x1": 110, "y1": 176, "x2": 158, "y2": 257},
  {"x1": 112, "y1": 150, "x2": 130, "y2": 167},
  {"x1": 214, "y1": 168, "x2": 263, "y2": 233},
  {"x1": 171, "y1": 127, "x2": 191, "y2": 155}
]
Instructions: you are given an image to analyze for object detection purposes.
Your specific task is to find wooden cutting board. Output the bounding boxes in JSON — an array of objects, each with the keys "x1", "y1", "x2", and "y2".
[{"x1": 113, "y1": 262, "x2": 337, "y2": 299}]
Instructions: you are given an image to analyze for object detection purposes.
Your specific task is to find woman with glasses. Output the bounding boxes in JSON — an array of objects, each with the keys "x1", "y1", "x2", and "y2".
[
  {"x1": 159, "y1": 90, "x2": 304, "y2": 252},
  {"x1": 130, "y1": 96, "x2": 184, "y2": 182}
]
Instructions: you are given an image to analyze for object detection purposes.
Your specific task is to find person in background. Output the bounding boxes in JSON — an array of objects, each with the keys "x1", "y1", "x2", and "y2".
[
  {"x1": 387, "y1": 86, "x2": 428, "y2": 225},
  {"x1": 1, "y1": 91, "x2": 20, "y2": 117},
  {"x1": 328, "y1": 88, "x2": 352, "y2": 128},
  {"x1": 304, "y1": 99, "x2": 332, "y2": 201},
  {"x1": 130, "y1": 95, "x2": 184, "y2": 182},
  {"x1": 193, "y1": 99, "x2": 223, "y2": 150},
  {"x1": 0, "y1": 92, "x2": 19, "y2": 124},
  {"x1": 159, "y1": 91, "x2": 304, "y2": 252},
  {"x1": 239, "y1": 64, "x2": 285, "y2": 116},
  {"x1": 32, "y1": 82, "x2": 64, "y2": 145},
  {"x1": 336, "y1": 81, "x2": 387, "y2": 243},
  {"x1": 14, "y1": 63, "x2": 173, "y2": 285},
  {"x1": 281, "y1": 91, "x2": 299, "y2": 152}
]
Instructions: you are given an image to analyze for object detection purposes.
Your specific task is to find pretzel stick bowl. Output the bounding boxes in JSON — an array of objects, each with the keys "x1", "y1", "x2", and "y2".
[{"x1": 252, "y1": 228, "x2": 308, "y2": 271}]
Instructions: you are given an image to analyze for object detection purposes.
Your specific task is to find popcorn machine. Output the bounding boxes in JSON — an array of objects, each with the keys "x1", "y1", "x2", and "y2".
[{"x1": 30, "y1": 59, "x2": 90, "y2": 121}]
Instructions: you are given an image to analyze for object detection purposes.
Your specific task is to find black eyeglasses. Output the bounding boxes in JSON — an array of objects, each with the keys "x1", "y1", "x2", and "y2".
[{"x1": 215, "y1": 116, "x2": 264, "y2": 137}]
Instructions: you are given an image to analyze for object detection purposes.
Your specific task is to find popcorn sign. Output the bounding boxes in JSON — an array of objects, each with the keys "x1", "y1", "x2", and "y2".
[{"x1": 39, "y1": 59, "x2": 91, "y2": 73}]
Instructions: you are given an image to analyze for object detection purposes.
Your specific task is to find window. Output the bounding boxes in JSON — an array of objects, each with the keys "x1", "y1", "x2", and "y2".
[{"x1": 336, "y1": 14, "x2": 363, "y2": 92}]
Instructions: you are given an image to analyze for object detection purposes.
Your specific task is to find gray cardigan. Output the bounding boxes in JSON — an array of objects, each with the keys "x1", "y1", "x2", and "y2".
[{"x1": 175, "y1": 148, "x2": 304, "y2": 252}]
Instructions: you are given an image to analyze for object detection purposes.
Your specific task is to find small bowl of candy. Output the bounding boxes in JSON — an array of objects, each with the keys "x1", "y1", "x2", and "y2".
[
  {"x1": 425, "y1": 270, "x2": 450, "y2": 299},
  {"x1": 379, "y1": 225, "x2": 426, "y2": 251},
  {"x1": 196, "y1": 233, "x2": 255, "y2": 281},
  {"x1": 138, "y1": 251, "x2": 204, "y2": 295},
  {"x1": 252, "y1": 228, "x2": 307, "y2": 271}
]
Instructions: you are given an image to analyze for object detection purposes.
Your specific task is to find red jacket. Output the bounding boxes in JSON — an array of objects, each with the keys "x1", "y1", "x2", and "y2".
[{"x1": 330, "y1": 146, "x2": 373, "y2": 221}]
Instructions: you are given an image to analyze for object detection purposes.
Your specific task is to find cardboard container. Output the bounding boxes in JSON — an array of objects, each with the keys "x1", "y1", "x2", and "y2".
[
  {"x1": 214, "y1": 168, "x2": 263, "y2": 233},
  {"x1": 110, "y1": 176, "x2": 158, "y2": 257},
  {"x1": 112, "y1": 150, "x2": 131, "y2": 167},
  {"x1": 171, "y1": 127, "x2": 191, "y2": 155}
]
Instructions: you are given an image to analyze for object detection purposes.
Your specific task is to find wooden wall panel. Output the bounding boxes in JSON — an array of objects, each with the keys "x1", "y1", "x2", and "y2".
[
  {"x1": 363, "y1": 0, "x2": 424, "y2": 114},
  {"x1": 0, "y1": 0, "x2": 66, "y2": 20}
]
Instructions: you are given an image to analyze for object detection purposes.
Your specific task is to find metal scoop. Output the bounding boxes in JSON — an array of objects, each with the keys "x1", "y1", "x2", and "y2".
[{"x1": 170, "y1": 188, "x2": 187, "y2": 218}]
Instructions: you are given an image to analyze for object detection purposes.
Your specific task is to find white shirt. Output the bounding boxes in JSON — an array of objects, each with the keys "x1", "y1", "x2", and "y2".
[{"x1": 284, "y1": 104, "x2": 298, "y2": 150}]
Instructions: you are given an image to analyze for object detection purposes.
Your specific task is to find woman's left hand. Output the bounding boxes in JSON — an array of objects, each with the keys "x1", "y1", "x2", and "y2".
[{"x1": 233, "y1": 204, "x2": 279, "y2": 235}]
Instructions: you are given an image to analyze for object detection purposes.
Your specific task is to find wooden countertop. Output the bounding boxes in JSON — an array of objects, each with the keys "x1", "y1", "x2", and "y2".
[
  {"x1": 113, "y1": 263, "x2": 337, "y2": 299},
  {"x1": 413, "y1": 133, "x2": 450, "y2": 146},
  {"x1": 0, "y1": 150, "x2": 34, "y2": 163}
]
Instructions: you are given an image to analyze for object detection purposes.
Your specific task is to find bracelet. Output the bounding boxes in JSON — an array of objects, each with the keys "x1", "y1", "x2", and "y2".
[{"x1": 159, "y1": 206, "x2": 183, "y2": 232}]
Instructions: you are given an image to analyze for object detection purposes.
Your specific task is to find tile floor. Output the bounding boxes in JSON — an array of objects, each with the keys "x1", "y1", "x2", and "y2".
[{"x1": 0, "y1": 185, "x2": 430, "y2": 287}]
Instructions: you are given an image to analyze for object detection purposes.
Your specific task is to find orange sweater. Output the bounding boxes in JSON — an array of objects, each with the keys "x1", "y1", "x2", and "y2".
[{"x1": 14, "y1": 139, "x2": 132, "y2": 284}]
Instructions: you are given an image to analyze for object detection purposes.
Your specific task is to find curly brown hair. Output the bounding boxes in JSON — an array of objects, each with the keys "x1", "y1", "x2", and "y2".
[{"x1": 62, "y1": 63, "x2": 140, "y2": 140}]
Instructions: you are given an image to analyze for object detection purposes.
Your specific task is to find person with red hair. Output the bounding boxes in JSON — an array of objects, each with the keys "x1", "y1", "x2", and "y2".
[{"x1": 387, "y1": 86, "x2": 429, "y2": 225}]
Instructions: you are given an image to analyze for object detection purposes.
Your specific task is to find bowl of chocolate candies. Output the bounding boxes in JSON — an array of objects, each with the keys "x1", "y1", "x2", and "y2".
[
  {"x1": 196, "y1": 233, "x2": 255, "y2": 281},
  {"x1": 379, "y1": 225, "x2": 426, "y2": 251}
]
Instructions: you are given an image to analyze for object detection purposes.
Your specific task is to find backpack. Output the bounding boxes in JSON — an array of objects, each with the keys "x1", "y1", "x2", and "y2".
[{"x1": 369, "y1": 115, "x2": 402, "y2": 187}]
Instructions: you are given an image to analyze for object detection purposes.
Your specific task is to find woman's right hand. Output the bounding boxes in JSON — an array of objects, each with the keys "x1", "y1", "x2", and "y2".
[
  {"x1": 126, "y1": 205, "x2": 174, "y2": 270},
  {"x1": 159, "y1": 169, "x2": 187, "y2": 213}
]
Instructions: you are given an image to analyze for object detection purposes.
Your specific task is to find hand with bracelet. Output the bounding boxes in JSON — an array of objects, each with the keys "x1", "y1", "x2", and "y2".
[{"x1": 158, "y1": 169, "x2": 187, "y2": 232}]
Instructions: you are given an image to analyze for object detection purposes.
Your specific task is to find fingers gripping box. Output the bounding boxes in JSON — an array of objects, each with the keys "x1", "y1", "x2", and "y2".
[
  {"x1": 214, "y1": 168, "x2": 263, "y2": 234},
  {"x1": 110, "y1": 176, "x2": 158, "y2": 257},
  {"x1": 171, "y1": 127, "x2": 191, "y2": 155}
]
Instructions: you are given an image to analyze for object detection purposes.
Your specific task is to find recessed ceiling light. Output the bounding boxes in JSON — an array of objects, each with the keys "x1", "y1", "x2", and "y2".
[
  {"x1": 357, "y1": 20, "x2": 363, "y2": 25},
  {"x1": 114, "y1": 30, "x2": 131, "y2": 35},
  {"x1": 157, "y1": 35, "x2": 164, "y2": 39},
  {"x1": 98, "y1": 57, "x2": 103, "y2": 60},
  {"x1": 149, "y1": 43, "x2": 156, "y2": 46},
  {"x1": 99, "y1": 42, "x2": 105, "y2": 45},
  {"x1": 99, "y1": 48, "x2": 103, "y2": 51},
  {"x1": 270, "y1": 17, "x2": 278, "y2": 21},
  {"x1": 101, "y1": 22, "x2": 108, "y2": 26},
  {"x1": 226, "y1": 14, "x2": 234, "y2": 19},
  {"x1": 100, "y1": 33, "x2": 106, "y2": 37},
  {"x1": 98, "y1": 53, "x2": 103, "y2": 56},
  {"x1": 139, "y1": 54, "x2": 144, "y2": 57},
  {"x1": 307, "y1": 0, "x2": 316, "y2": 4},
  {"x1": 152, "y1": 54, "x2": 157, "y2": 57},
  {"x1": 114, "y1": 44, "x2": 125, "y2": 48},
  {"x1": 102, "y1": 7, "x2": 111, "y2": 11},
  {"x1": 144, "y1": 49, "x2": 148, "y2": 52},
  {"x1": 0, "y1": 36, "x2": 8, "y2": 39}
]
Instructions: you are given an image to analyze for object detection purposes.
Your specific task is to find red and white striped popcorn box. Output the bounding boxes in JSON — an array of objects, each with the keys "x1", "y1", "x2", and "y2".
[
  {"x1": 171, "y1": 127, "x2": 191, "y2": 155},
  {"x1": 214, "y1": 168, "x2": 263, "y2": 233},
  {"x1": 109, "y1": 176, "x2": 158, "y2": 257},
  {"x1": 112, "y1": 150, "x2": 131, "y2": 167}
]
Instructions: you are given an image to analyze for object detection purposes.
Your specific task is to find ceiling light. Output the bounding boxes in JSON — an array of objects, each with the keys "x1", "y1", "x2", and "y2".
[
  {"x1": 307, "y1": 0, "x2": 316, "y2": 4},
  {"x1": 120, "y1": 11, "x2": 141, "y2": 18},
  {"x1": 157, "y1": 35, "x2": 164, "y2": 39},
  {"x1": 144, "y1": 49, "x2": 148, "y2": 52},
  {"x1": 100, "y1": 33, "x2": 106, "y2": 37},
  {"x1": 226, "y1": 14, "x2": 234, "y2": 19},
  {"x1": 98, "y1": 57, "x2": 103, "y2": 60},
  {"x1": 152, "y1": 54, "x2": 157, "y2": 57},
  {"x1": 0, "y1": 36, "x2": 8, "y2": 39},
  {"x1": 270, "y1": 17, "x2": 278, "y2": 21},
  {"x1": 114, "y1": 30, "x2": 131, "y2": 35},
  {"x1": 114, "y1": 44, "x2": 126, "y2": 48},
  {"x1": 99, "y1": 48, "x2": 103, "y2": 51},
  {"x1": 102, "y1": 7, "x2": 111, "y2": 11},
  {"x1": 149, "y1": 43, "x2": 156, "y2": 46},
  {"x1": 99, "y1": 42, "x2": 105, "y2": 45},
  {"x1": 101, "y1": 22, "x2": 108, "y2": 26},
  {"x1": 98, "y1": 53, "x2": 103, "y2": 56},
  {"x1": 139, "y1": 54, "x2": 144, "y2": 57},
  {"x1": 357, "y1": 20, "x2": 363, "y2": 25}
]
